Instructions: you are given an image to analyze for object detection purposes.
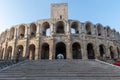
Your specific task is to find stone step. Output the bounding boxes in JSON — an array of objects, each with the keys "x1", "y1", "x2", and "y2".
[{"x1": 0, "y1": 59, "x2": 120, "y2": 80}]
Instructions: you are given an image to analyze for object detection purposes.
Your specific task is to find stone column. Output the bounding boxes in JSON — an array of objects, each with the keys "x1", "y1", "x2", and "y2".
[
  {"x1": 14, "y1": 28, "x2": 17, "y2": 40},
  {"x1": 49, "y1": 40, "x2": 53, "y2": 60},
  {"x1": 50, "y1": 23, "x2": 54, "y2": 36},
  {"x1": 25, "y1": 26, "x2": 28, "y2": 38},
  {"x1": 39, "y1": 24, "x2": 42, "y2": 35},
  {"x1": 66, "y1": 22, "x2": 70, "y2": 34},
  {"x1": 35, "y1": 46, "x2": 39, "y2": 60},
  {"x1": 3, "y1": 42, "x2": 8, "y2": 60},
  {"x1": 53, "y1": 23, "x2": 56, "y2": 34},
  {"x1": 66, "y1": 42, "x2": 72, "y2": 59},
  {"x1": 36, "y1": 24, "x2": 40, "y2": 37},
  {"x1": 82, "y1": 41, "x2": 87, "y2": 59}
]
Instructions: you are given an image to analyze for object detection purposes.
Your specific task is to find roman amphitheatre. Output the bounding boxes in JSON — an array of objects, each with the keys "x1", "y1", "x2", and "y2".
[{"x1": 0, "y1": 3, "x2": 120, "y2": 80}]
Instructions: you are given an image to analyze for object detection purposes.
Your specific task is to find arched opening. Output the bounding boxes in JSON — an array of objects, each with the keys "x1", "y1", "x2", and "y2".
[
  {"x1": 109, "y1": 46, "x2": 114, "y2": 59},
  {"x1": 117, "y1": 47, "x2": 120, "y2": 58},
  {"x1": 55, "y1": 42, "x2": 66, "y2": 59},
  {"x1": 87, "y1": 43, "x2": 95, "y2": 59},
  {"x1": 72, "y1": 42, "x2": 82, "y2": 59},
  {"x1": 56, "y1": 21, "x2": 65, "y2": 34},
  {"x1": 16, "y1": 45, "x2": 24, "y2": 60},
  {"x1": 107, "y1": 27, "x2": 111, "y2": 37},
  {"x1": 41, "y1": 43, "x2": 49, "y2": 59},
  {"x1": 30, "y1": 23, "x2": 36, "y2": 38},
  {"x1": 10, "y1": 27, "x2": 15, "y2": 40},
  {"x1": 97, "y1": 24, "x2": 102, "y2": 36},
  {"x1": 28, "y1": 44, "x2": 35, "y2": 60},
  {"x1": 71, "y1": 22, "x2": 79, "y2": 34},
  {"x1": 18, "y1": 25, "x2": 25, "y2": 39},
  {"x1": 99, "y1": 44, "x2": 105, "y2": 57},
  {"x1": 6, "y1": 46, "x2": 12, "y2": 60},
  {"x1": 42, "y1": 22, "x2": 50, "y2": 36},
  {"x1": 85, "y1": 22, "x2": 91, "y2": 35}
]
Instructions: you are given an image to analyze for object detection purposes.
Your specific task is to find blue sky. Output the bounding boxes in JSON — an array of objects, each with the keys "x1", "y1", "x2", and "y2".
[{"x1": 0, "y1": 0, "x2": 120, "y2": 33}]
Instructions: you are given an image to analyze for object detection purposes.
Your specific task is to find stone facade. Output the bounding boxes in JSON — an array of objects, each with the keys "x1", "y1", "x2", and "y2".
[{"x1": 0, "y1": 3, "x2": 120, "y2": 60}]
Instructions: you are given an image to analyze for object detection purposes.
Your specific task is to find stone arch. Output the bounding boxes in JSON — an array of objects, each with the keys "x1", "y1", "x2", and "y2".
[
  {"x1": 55, "y1": 42, "x2": 66, "y2": 59},
  {"x1": 107, "y1": 27, "x2": 111, "y2": 37},
  {"x1": 72, "y1": 42, "x2": 82, "y2": 59},
  {"x1": 30, "y1": 23, "x2": 36, "y2": 38},
  {"x1": 16, "y1": 45, "x2": 24, "y2": 59},
  {"x1": 96, "y1": 24, "x2": 102, "y2": 36},
  {"x1": 42, "y1": 22, "x2": 50, "y2": 36},
  {"x1": 99, "y1": 44, "x2": 105, "y2": 57},
  {"x1": 10, "y1": 27, "x2": 15, "y2": 40},
  {"x1": 109, "y1": 46, "x2": 114, "y2": 59},
  {"x1": 5, "y1": 46, "x2": 12, "y2": 60},
  {"x1": 28, "y1": 44, "x2": 35, "y2": 60},
  {"x1": 70, "y1": 21, "x2": 79, "y2": 34},
  {"x1": 18, "y1": 25, "x2": 25, "y2": 39},
  {"x1": 87, "y1": 43, "x2": 95, "y2": 59},
  {"x1": 85, "y1": 22, "x2": 92, "y2": 35},
  {"x1": 41, "y1": 43, "x2": 49, "y2": 59},
  {"x1": 56, "y1": 21, "x2": 65, "y2": 34}
]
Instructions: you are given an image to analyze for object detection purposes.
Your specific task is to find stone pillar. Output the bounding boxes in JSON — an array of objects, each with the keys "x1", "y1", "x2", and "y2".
[
  {"x1": 35, "y1": 46, "x2": 39, "y2": 60},
  {"x1": 82, "y1": 41, "x2": 87, "y2": 59},
  {"x1": 66, "y1": 42, "x2": 72, "y2": 59},
  {"x1": 79, "y1": 23, "x2": 82, "y2": 34},
  {"x1": 93, "y1": 43, "x2": 98, "y2": 59},
  {"x1": 50, "y1": 23, "x2": 53, "y2": 36},
  {"x1": 66, "y1": 22, "x2": 70, "y2": 34},
  {"x1": 36, "y1": 24, "x2": 40, "y2": 37},
  {"x1": 114, "y1": 47, "x2": 118, "y2": 58},
  {"x1": 11, "y1": 45, "x2": 15, "y2": 59},
  {"x1": 2, "y1": 46, "x2": 6, "y2": 60},
  {"x1": 25, "y1": 26, "x2": 28, "y2": 38},
  {"x1": 23, "y1": 45, "x2": 27, "y2": 57},
  {"x1": 81, "y1": 23, "x2": 85, "y2": 33},
  {"x1": 53, "y1": 23, "x2": 56, "y2": 34},
  {"x1": 12, "y1": 28, "x2": 17, "y2": 59},
  {"x1": 39, "y1": 24, "x2": 42, "y2": 35},
  {"x1": 49, "y1": 40, "x2": 53, "y2": 60},
  {"x1": 14, "y1": 28, "x2": 17, "y2": 40}
]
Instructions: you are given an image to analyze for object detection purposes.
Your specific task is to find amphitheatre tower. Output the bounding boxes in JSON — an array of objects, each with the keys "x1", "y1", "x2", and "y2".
[{"x1": 0, "y1": 3, "x2": 120, "y2": 61}]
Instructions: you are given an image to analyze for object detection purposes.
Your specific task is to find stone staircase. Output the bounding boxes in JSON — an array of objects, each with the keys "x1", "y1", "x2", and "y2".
[{"x1": 0, "y1": 59, "x2": 120, "y2": 80}]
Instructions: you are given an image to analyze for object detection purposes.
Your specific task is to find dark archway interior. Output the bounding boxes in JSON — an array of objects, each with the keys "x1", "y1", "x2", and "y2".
[
  {"x1": 72, "y1": 43, "x2": 82, "y2": 59},
  {"x1": 41, "y1": 43, "x2": 49, "y2": 59},
  {"x1": 56, "y1": 21, "x2": 64, "y2": 34},
  {"x1": 86, "y1": 23, "x2": 91, "y2": 35},
  {"x1": 71, "y1": 22, "x2": 79, "y2": 34},
  {"x1": 6, "y1": 46, "x2": 12, "y2": 60},
  {"x1": 28, "y1": 44, "x2": 35, "y2": 60},
  {"x1": 16, "y1": 45, "x2": 23, "y2": 59},
  {"x1": 30, "y1": 23, "x2": 36, "y2": 38},
  {"x1": 97, "y1": 25, "x2": 102, "y2": 36},
  {"x1": 87, "y1": 43, "x2": 95, "y2": 59},
  {"x1": 110, "y1": 46, "x2": 114, "y2": 59},
  {"x1": 55, "y1": 42, "x2": 66, "y2": 59},
  {"x1": 19, "y1": 25, "x2": 25, "y2": 39},
  {"x1": 99, "y1": 45, "x2": 105, "y2": 57},
  {"x1": 42, "y1": 22, "x2": 50, "y2": 36}
]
